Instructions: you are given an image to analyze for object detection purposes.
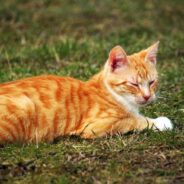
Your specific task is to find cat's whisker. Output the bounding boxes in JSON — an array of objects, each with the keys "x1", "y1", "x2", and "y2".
[{"x1": 157, "y1": 96, "x2": 167, "y2": 99}]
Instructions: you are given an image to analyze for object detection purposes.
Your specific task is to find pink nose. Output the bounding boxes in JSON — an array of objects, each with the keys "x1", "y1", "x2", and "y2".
[{"x1": 143, "y1": 95, "x2": 151, "y2": 101}]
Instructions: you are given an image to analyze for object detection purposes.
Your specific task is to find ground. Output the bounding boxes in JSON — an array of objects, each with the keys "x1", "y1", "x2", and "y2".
[{"x1": 0, "y1": 0, "x2": 184, "y2": 183}]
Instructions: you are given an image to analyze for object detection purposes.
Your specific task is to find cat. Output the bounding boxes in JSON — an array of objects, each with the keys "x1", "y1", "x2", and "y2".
[{"x1": 0, "y1": 41, "x2": 173, "y2": 144}]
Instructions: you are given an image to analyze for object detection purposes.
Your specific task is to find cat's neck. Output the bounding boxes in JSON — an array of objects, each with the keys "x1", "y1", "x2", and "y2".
[{"x1": 87, "y1": 71, "x2": 139, "y2": 116}]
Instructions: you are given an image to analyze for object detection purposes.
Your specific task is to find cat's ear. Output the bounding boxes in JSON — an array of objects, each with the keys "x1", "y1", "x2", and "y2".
[
  {"x1": 145, "y1": 41, "x2": 159, "y2": 64},
  {"x1": 108, "y1": 45, "x2": 128, "y2": 72}
]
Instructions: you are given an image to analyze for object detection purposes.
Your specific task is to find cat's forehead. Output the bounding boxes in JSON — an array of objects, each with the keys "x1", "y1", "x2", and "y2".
[{"x1": 128, "y1": 55, "x2": 157, "y2": 80}]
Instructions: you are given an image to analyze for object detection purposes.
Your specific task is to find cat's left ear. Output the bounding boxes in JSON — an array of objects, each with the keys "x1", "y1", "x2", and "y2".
[
  {"x1": 108, "y1": 45, "x2": 128, "y2": 72},
  {"x1": 145, "y1": 41, "x2": 159, "y2": 64}
]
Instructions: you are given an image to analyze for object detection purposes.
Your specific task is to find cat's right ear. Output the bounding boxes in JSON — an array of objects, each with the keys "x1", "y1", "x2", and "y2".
[
  {"x1": 145, "y1": 41, "x2": 159, "y2": 64},
  {"x1": 108, "y1": 46, "x2": 128, "y2": 72}
]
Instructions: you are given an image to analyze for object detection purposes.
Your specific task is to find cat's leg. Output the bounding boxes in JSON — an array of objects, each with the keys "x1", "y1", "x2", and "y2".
[
  {"x1": 76, "y1": 116, "x2": 151, "y2": 138},
  {"x1": 78, "y1": 115, "x2": 173, "y2": 139},
  {"x1": 114, "y1": 115, "x2": 173, "y2": 133}
]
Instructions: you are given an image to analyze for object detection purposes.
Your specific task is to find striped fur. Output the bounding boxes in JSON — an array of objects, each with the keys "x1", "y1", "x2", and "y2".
[{"x1": 0, "y1": 42, "x2": 173, "y2": 144}]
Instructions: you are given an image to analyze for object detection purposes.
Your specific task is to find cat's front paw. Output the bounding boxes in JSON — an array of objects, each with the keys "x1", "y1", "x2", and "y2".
[{"x1": 153, "y1": 117, "x2": 173, "y2": 131}]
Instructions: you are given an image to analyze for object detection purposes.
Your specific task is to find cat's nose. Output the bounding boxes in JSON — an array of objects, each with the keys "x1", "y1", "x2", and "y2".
[{"x1": 143, "y1": 95, "x2": 151, "y2": 101}]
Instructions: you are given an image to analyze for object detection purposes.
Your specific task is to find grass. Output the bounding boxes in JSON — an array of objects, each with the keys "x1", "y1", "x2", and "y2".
[{"x1": 0, "y1": 0, "x2": 184, "y2": 183}]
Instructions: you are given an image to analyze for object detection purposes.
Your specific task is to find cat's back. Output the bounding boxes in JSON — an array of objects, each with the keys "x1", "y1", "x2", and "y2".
[{"x1": 0, "y1": 75, "x2": 83, "y2": 97}]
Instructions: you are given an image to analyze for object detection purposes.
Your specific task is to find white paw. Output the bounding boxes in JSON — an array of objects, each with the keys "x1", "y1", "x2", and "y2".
[{"x1": 153, "y1": 117, "x2": 173, "y2": 131}]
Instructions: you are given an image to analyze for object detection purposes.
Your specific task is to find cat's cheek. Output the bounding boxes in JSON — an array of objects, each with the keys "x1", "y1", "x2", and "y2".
[
  {"x1": 135, "y1": 97, "x2": 146, "y2": 105},
  {"x1": 152, "y1": 117, "x2": 173, "y2": 131},
  {"x1": 125, "y1": 95, "x2": 137, "y2": 104},
  {"x1": 148, "y1": 94, "x2": 156, "y2": 103}
]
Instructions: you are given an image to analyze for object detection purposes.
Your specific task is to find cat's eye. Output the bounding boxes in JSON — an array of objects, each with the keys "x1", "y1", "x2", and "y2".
[
  {"x1": 149, "y1": 80, "x2": 155, "y2": 85},
  {"x1": 130, "y1": 82, "x2": 139, "y2": 87}
]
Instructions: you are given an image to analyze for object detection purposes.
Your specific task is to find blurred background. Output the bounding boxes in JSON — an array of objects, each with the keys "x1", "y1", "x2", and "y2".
[{"x1": 0, "y1": 0, "x2": 183, "y2": 81}]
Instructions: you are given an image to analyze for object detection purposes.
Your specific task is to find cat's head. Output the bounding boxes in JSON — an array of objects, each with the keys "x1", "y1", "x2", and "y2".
[{"x1": 104, "y1": 42, "x2": 159, "y2": 107}]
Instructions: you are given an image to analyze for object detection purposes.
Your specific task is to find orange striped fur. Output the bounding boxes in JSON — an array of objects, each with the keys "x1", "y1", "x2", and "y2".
[{"x1": 0, "y1": 42, "x2": 173, "y2": 144}]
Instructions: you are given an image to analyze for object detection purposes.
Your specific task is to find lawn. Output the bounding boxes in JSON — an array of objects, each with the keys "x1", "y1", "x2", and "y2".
[{"x1": 0, "y1": 0, "x2": 184, "y2": 183}]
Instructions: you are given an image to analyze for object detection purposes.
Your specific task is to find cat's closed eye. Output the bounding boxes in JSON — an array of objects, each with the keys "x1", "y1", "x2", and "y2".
[
  {"x1": 127, "y1": 82, "x2": 139, "y2": 87},
  {"x1": 130, "y1": 82, "x2": 139, "y2": 87}
]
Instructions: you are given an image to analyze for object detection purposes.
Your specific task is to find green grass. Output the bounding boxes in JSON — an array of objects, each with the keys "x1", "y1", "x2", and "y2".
[{"x1": 0, "y1": 0, "x2": 184, "y2": 183}]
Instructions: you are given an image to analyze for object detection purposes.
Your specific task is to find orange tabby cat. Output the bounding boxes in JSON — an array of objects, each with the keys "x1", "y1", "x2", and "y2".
[{"x1": 0, "y1": 42, "x2": 173, "y2": 144}]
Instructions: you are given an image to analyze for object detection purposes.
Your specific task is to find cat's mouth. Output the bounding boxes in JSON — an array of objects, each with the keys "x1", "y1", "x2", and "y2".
[
  {"x1": 136, "y1": 99, "x2": 152, "y2": 106},
  {"x1": 136, "y1": 95, "x2": 156, "y2": 106}
]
